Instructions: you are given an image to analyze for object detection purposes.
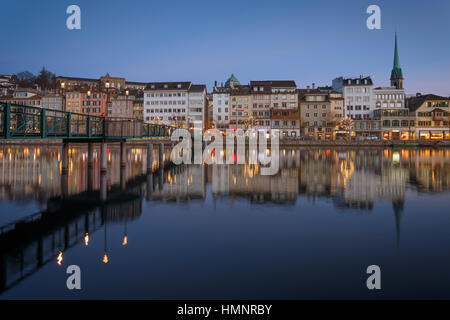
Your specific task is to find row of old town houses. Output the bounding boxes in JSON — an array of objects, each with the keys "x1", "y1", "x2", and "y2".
[{"x1": 1, "y1": 34, "x2": 449, "y2": 141}]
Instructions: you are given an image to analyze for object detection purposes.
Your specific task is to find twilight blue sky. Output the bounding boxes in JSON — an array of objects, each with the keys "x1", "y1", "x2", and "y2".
[{"x1": 1, "y1": 0, "x2": 449, "y2": 95}]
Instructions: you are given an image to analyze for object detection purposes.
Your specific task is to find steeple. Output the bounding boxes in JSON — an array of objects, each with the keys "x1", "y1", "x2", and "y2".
[
  {"x1": 390, "y1": 32, "x2": 404, "y2": 89},
  {"x1": 225, "y1": 73, "x2": 240, "y2": 88}
]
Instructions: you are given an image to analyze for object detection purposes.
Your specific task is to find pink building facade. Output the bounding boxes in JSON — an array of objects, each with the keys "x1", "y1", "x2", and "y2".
[{"x1": 80, "y1": 91, "x2": 107, "y2": 117}]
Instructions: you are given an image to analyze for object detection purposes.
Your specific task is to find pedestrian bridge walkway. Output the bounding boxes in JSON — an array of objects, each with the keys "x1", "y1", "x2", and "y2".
[{"x1": 0, "y1": 102, "x2": 173, "y2": 141}]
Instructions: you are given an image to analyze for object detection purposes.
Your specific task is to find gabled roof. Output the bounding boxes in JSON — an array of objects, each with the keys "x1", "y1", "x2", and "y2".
[
  {"x1": 342, "y1": 76, "x2": 373, "y2": 86},
  {"x1": 250, "y1": 80, "x2": 296, "y2": 88},
  {"x1": 145, "y1": 81, "x2": 192, "y2": 90},
  {"x1": 56, "y1": 76, "x2": 98, "y2": 82},
  {"x1": 230, "y1": 85, "x2": 251, "y2": 95},
  {"x1": 405, "y1": 94, "x2": 450, "y2": 111},
  {"x1": 189, "y1": 84, "x2": 207, "y2": 93},
  {"x1": 297, "y1": 88, "x2": 329, "y2": 102}
]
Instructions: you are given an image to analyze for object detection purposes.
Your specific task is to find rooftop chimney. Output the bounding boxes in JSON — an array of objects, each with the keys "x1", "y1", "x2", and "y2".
[
  {"x1": 312, "y1": 83, "x2": 315, "y2": 89},
  {"x1": 214, "y1": 80, "x2": 217, "y2": 87}
]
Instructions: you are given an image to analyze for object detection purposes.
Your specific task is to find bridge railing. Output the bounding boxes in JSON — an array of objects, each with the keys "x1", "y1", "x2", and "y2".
[
  {"x1": 0, "y1": 102, "x2": 174, "y2": 139},
  {"x1": 106, "y1": 118, "x2": 142, "y2": 138}
]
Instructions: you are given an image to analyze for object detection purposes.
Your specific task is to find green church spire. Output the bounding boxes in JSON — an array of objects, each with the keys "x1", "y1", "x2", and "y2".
[{"x1": 390, "y1": 32, "x2": 404, "y2": 89}]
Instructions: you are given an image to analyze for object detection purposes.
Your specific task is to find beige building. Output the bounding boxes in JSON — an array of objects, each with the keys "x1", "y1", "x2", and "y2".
[
  {"x1": 250, "y1": 80, "x2": 297, "y2": 135},
  {"x1": 65, "y1": 92, "x2": 81, "y2": 113},
  {"x1": 230, "y1": 85, "x2": 252, "y2": 129},
  {"x1": 133, "y1": 99, "x2": 144, "y2": 120},
  {"x1": 374, "y1": 108, "x2": 415, "y2": 140},
  {"x1": 108, "y1": 94, "x2": 134, "y2": 118},
  {"x1": 57, "y1": 74, "x2": 143, "y2": 91},
  {"x1": 270, "y1": 81, "x2": 299, "y2": 138},
  {"x1": 56, "y1": 76, "x2": 98, "y2": 91},
  {"x1": 406, "y1": 94, "x2": 450, "y2": 140},
  {"x1": 100, "y1": 73, "x2": 126, "y2": 90},
  {"x1": 0, "y1": 95, "x2": 42, "y2": 108},
  {"x1": 125, "y1": 81, "x2": 147, "y2": 90},
  {"x1": 299, "y1": 88, "x2": 333, "y2": 139},
  {"x1": 329, "y1": 91, "x2": 344, "y2": 126}
]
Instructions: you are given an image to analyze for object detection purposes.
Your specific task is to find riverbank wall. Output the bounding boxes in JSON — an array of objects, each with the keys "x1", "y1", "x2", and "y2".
[{"x1": 1, "y1": 138, "x2": 450, "y2": 148}]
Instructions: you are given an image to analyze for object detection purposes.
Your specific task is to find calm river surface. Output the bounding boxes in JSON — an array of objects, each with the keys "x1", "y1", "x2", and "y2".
[{"x1": 0, "y1": 144, "x2": 450, "y2": 299}]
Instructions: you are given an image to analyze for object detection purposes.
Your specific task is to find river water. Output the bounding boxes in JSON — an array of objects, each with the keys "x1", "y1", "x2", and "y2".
[{"x1": 0, "y1": 144, "x2": 449, "y2": 299}]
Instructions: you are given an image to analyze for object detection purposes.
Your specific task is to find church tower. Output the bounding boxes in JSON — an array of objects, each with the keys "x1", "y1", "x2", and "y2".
[{"x1": 390, "y1": 32, "x2": 404, "y2": 89}]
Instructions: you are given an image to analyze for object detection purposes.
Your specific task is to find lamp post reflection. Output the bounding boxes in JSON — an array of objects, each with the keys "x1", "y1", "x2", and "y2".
[
  {"x1": 103, "y1": 216, "x2": 109, "y2": 264},
  {"x1": 56, "y1": 251, "x2": 63, "y2": 266},
  {"x1": 122, "y1": 221, "x2": 128, "y2": 246},
  {"x1": 84, "y1": 232, "x2": 90, "y2": 246}
]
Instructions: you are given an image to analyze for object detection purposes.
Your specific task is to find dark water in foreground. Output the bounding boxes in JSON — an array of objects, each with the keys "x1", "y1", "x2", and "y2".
[{"x1": 0, "y1": 145, "x2": 450, "y2": 299}]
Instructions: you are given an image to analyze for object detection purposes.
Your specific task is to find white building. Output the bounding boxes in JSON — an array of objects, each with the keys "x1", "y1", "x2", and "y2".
[
  {"x1": 333, "y1": 76, "x2": 374, "y2": 120},
  {"x1": 187, "y1": 85, "x2": 207, "y2": 130},
  {"x1": 373, "y1": 86, "x2": 405, "y2": 110},
  {"x1": 41, "y1": 94, "x2": 64, "y2": 111},
  {"x1": 212, "y1": 75, "x2": 241, "y2": 129},
  {"x1": 212, "y1": 88, "x2": 230, "y2": 129},
  {"x1": 144, "y1": 81, "x2": 206, "y2": 129}
]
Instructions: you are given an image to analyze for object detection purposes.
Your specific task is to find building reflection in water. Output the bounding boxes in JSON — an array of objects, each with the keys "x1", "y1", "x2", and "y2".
[{"x1": 1, "y1": 144, "x2": 450, "y2": 293}]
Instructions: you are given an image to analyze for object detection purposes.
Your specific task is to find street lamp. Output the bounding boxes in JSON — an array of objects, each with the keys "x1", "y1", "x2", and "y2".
[
  {"x1": 125, "y1": 90, "x2": 129, "y2": 118},
  {"x1": 60, "y1": 82, "x2": 66, "y2": 111},
  {"x1": 86, "y1": 90, "x2": 92, "y2": 116}
]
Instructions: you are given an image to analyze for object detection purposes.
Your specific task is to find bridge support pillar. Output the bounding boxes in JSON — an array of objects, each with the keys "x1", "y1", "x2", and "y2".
[
  {"x1": 120, "y1": 141, "x2": 127, "y2": 168},
  {"x1": 147, "y1": 144, "x2": 153, "y2": 174},
  {"x1": 158, "y1": 143, "x2": 164, "y2": 168},
  {"x1": 100, "y1": 142, "x2": 107, "y2": 173}
]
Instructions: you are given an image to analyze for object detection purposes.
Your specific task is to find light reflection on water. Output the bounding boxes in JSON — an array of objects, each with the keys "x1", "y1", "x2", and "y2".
[{"x1": 0, "y1": 144, "x2": 450, "y2": 299}]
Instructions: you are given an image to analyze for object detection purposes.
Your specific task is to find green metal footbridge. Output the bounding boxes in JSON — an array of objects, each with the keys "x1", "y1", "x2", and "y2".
[{"x1": 0, "y1": 102, "x2": 173, "y2": 141}]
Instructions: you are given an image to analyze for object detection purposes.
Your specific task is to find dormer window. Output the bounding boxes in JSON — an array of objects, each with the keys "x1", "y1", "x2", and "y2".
[
  {"x1": 151, "y1": 84, "x2": 155, "y2": 89},
  {"x1": 177, "y1": 84, "x2": 181, "y2": 88},
  {"x1": 164, "y1": 84, "x2": 168, "y2": 89}
]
